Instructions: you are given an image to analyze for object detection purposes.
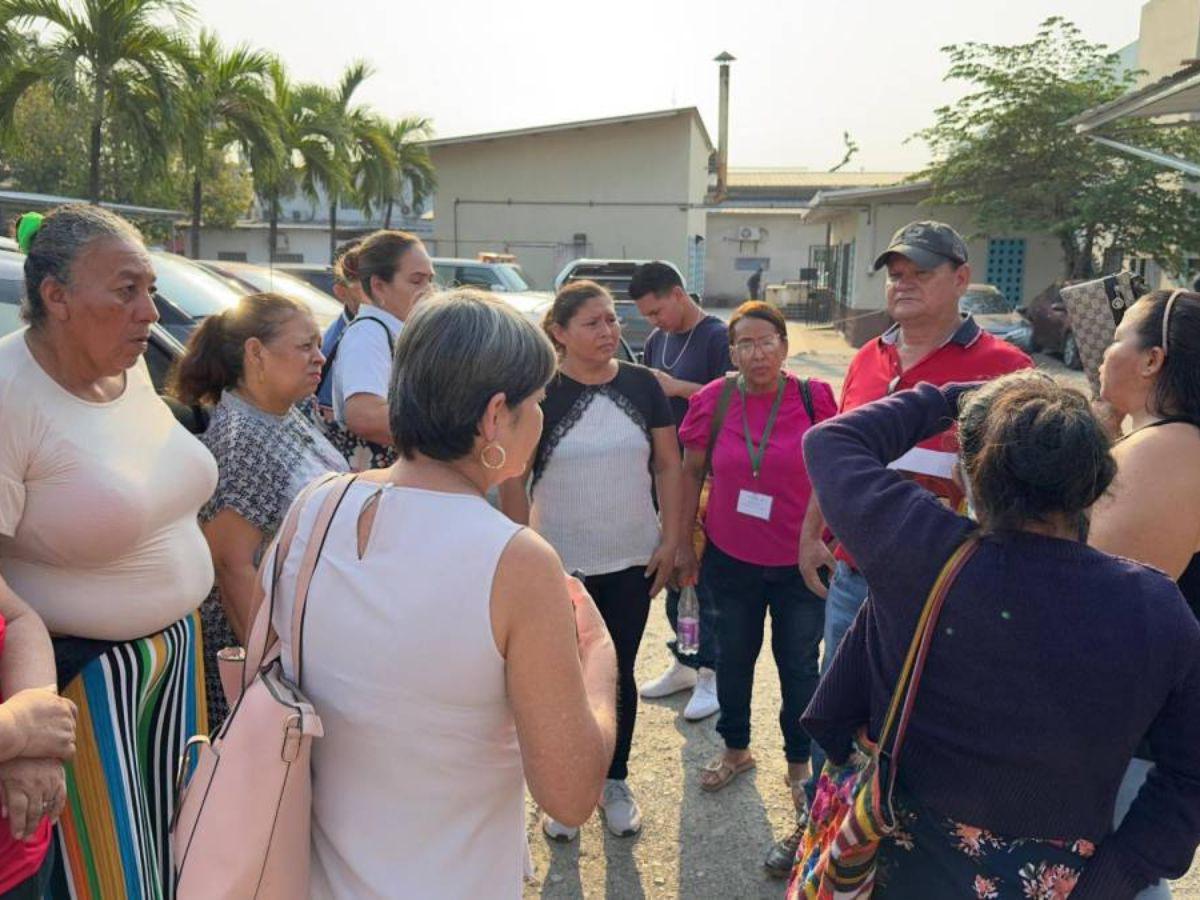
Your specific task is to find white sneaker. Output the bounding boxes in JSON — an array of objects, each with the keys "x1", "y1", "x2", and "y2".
[
  {"x1": 639, "y1": 659, "x2": 697, "y2": 699},
  {"x1": 683, "y1": 668, "x2": 720, "y2": 721},
  {"x1": 540, "y1": 813, "x2": 579, "y2": 842},
  {"x1": 598, "y1": 779, "x2": 642, "y2": 837}
]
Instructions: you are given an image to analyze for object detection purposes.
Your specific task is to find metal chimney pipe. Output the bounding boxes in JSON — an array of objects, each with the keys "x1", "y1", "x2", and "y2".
[{"x1": 714, "y1": 51, "x2": 736, "y2": 200}]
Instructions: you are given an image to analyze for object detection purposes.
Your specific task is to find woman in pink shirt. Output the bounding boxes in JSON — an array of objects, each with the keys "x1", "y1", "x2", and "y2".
[{"x1": 676, "y1": 301, "x2": 836, "y2": 875}]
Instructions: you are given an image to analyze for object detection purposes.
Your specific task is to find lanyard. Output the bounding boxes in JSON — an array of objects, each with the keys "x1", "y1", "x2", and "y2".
[{"x1": 738, "y1": 374, "x2": 786, "y2": 479}]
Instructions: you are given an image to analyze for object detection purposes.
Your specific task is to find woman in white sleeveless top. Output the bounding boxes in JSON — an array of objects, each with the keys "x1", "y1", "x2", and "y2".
[{"x1": 269, "y1": 291, "x2": 618, "y2": 899}]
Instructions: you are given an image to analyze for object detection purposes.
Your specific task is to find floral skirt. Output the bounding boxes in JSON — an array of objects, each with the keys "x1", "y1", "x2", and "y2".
[{"x1": 875, "y1": 787, "x2": 1094, "y2": 899}]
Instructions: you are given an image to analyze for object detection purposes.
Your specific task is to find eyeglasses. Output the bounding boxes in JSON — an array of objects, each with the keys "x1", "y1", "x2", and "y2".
[{"x1": 733, "y1": 335, "x2": 782, "y2": 356}]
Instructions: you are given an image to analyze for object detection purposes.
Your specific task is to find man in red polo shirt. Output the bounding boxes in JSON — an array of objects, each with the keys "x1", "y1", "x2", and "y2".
[{"x1": 765, "y1": 220, "x2": 1031, "y2": 877}]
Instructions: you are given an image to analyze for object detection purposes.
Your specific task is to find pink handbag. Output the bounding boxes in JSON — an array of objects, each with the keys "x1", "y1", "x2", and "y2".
[{"x1": 171, "y1": 472, "x2": 356, "y2": 898}]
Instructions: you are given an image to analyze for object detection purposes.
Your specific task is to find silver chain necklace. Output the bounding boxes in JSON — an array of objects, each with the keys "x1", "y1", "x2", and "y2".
[{"x1": 659, "y1": 320, "x2": 700, "y2": 371}]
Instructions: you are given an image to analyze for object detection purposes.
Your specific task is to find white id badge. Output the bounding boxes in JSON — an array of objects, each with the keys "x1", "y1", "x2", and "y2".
[{"x1": 736, "y1": 489, "x2": 774, "y2": 521}]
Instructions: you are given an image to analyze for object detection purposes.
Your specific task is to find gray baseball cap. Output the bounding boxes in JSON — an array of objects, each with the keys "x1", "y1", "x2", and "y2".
[{"x1": 873, "y1": 221, "x2": 968, "y2": 271}]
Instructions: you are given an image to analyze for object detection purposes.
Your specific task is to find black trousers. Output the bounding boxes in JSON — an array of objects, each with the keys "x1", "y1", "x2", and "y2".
[
  {"x1": 701, "y1": 543, "x2": 824, "y2": 763},
  {"x1": 584, "y1": 565, "x2": 653, "y2": 781},
  {"x1": 2, "y1": 841, "x2": 53, "y2": 900}
]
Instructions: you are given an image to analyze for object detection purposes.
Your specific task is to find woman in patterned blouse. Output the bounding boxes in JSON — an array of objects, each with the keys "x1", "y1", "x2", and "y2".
[{"x1": 171, "y1": 292, "x2": 348, "y2": 725}]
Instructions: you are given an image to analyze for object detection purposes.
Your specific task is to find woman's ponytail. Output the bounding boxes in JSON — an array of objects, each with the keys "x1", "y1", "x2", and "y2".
[{"x1": 169, "y1": 292, "x2": 306, "y2": 406}]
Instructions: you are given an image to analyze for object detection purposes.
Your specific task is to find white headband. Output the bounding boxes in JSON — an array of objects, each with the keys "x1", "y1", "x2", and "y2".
[{"x1": 1163, "y1": 289, "x2": 1183, "y2": 356}]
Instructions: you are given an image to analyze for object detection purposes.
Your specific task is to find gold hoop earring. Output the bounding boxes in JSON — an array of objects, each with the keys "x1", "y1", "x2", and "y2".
[{"x1": 480, "y1": 443, "x2": 507, "y2": 470}]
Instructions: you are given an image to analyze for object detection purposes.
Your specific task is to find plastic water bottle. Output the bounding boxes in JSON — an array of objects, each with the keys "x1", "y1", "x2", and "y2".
[{"x1": 677, "y1": 586, "x2": 700, "y2": 656}]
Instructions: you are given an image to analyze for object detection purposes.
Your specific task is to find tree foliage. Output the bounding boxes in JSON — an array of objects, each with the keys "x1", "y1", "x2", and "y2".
[
  {"x1": 0, "y1": 82, "x2": 89, "y2": 195},
  {"x1": 0, "y1": 5, "x2": 435, "y2": 259},
  {"x1": 918, "y1": 17, "x2": 1200, "y2": 278},
  {"x1": 0, "y1": 0, "x2": 194, "y2": 202},
  {"x1": 177, "y1": 29, "x2": 277, "y2": 256}
]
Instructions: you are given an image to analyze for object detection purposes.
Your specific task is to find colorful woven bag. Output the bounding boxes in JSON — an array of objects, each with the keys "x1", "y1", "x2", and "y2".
[{"x1": 787, "y1": 536, "x2": 979, "y2": 900}]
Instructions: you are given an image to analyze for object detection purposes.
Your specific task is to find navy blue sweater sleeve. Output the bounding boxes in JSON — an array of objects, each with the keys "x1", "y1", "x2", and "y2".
[
  {"x1": 801, "y1": 606, "x2": 871, "y2": 764},
  {"x1": 801, "y1": 382, "x2": 974, "y2": 603},
  {"x1": 1076, "y1": 623, "x2": 1200, "y2": 897}
]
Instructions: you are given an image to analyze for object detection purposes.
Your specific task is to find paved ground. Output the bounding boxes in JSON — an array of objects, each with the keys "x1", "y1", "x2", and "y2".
[{"x1": 523, "y1": 321, "x2": 1197, "y2": 898}]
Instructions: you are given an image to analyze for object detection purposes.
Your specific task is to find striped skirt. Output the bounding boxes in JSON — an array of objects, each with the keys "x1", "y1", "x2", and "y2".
[{"x1": 47, "y1": 612, "x2": 207, "y2": 900}]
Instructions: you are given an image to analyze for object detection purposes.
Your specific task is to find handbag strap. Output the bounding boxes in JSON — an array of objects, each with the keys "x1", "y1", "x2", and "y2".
[
  {"x1": 288, "y1": 472, "x2": 359, "y2": 687},
  {"x1": 241, "y1": 472, "x2": 352, "y2": 693},
  {"x1": 878, "y1": 535, "x2": 980, "y2": 765},
  {"x1": 703, "y1": 373, "x2": 738, "y2": 478}
]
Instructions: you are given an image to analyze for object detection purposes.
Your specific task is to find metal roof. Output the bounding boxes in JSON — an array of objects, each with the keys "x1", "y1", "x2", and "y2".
[
  {"x1": 802, "y1": 181, "x2": 933, "y2": 224},
  {"x1": 726, "y1": 169, "x2": 911, "y2": 189},
  {"x1": 0, "y1": 190, "x2": 183, "y2": 219},
  {"x1": 1065, "y1": 62, "x2": 1200, "y2": 178},
  {"x1": 1068, "y1": 62, "x2": 1200, "y2": 132},
  {"x1": 808, "y1": 180, "x2": 932, "y2": 206},
  {"x1": 425, "y1": 107, "x2": 715, "y2": 154},
  {"x1": 708, "y1": 207, "x2": 810, "y2": 217}
]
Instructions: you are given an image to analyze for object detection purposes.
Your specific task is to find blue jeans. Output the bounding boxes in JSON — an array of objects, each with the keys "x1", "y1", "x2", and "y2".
[
  {"x1": 1114, "y1": 758, "x2": 1172, "y2": 899},
  {"x1": 665, "y1": 585, "x2": 718, "y2": 671},
  {"x1": 806, "y1": 562, "x2": 870, "y2": 802},
  {"x1": 702, "y1": 543, "x2": 824, "y2": 763}
]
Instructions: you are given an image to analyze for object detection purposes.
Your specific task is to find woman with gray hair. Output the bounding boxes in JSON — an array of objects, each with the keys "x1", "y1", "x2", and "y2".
[
  {"x1": 1, "y1": 206, "x2": 218, "y2": 898},
  {"x1": 266, "y1": 290, "x2": 618, "y2": 898}
]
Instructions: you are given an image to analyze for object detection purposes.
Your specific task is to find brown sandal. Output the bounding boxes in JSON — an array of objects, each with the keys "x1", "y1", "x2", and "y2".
[{"x1": 700, "y1": 754, "x2": 756, "y2": 792}]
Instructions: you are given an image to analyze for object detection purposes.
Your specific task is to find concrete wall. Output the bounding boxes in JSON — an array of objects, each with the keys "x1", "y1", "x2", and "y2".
[
  {"x1": 704, "y1": 212, "x2": 828, "y2": 304},
  {"x1": 1136, "y1": 0, "x2": 1200, "y2": 84},
  {"x1": 195, "y1": 219, "x2": 434, "y2": 265},
  {"x1": 196, "y1": 227, "x2": 333, "y2": 265},
  {"x1": 427, "y1": 112, "x2": 708, "y2": 289}
]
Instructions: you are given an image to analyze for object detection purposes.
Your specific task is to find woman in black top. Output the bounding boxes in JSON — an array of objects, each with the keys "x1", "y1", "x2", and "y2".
[
  {"x1": 1092, "y1": 289, "x2": 1200, "y2": 614},
  {"x1": 501, "y1": 280, "x2": 681, "y2": 844},
  {"x1": 1091, "y1": 289, "x2": 1200, "y2": 898}
]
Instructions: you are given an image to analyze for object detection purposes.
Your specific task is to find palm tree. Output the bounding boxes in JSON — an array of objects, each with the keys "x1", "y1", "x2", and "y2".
[
  {"x1": 315, "y1": 61, "x2": 395, "y2": 261},
  {"x1": 357, "y1": 115, "x2": 435, "y2": 230},
  {"x1": 178, "y1": 31, "x2": 277, "y2": 258},
  {"x1": 0, "y1": 0, "x2": 193, "y2": 203},
  {"x1": 251, "y1": 60, "x2": 340, "y2": 263}
]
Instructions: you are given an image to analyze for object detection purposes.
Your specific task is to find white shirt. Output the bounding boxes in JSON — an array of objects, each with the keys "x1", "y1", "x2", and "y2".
[
  {"x1": 331, "y1": 304, "x2": 403, "y2": 427},
  {"x1": 531, "y1": 391, "x2": 661, "y2": 576},
  {"x1": 0, "y1": 330, "x2": 218, "y2": 640},
  {"x1": 271, "y1": 481, "x2": 527, "y2": 899}
]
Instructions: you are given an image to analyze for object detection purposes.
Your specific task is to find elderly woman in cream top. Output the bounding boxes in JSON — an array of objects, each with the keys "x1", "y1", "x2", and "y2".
[{"x1": 0, "y1": 206, "x2": 216, "y2": 899}]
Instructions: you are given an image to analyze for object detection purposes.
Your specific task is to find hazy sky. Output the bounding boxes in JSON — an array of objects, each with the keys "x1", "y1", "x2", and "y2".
[{"x1": 190, "y1": 0, "x2": 1146, "y2": 173}]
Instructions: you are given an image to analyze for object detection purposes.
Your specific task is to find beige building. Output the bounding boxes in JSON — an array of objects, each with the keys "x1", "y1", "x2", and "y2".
[
  {"x1": 425, "y1": 108, "x2": 713, "y2": 290},
  {"x1": 704, "y1": 170, "x2": 909, "y2": 303},
  {"x1": 1133, "y1": 0, "x2": 1200, "y2": 84},
  {"x1": 805, "y1": 182, "x2": 1066, "y2": 345}
]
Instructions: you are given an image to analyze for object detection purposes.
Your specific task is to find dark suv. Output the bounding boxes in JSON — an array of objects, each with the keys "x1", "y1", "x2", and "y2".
[
  {"x1": 552, "y1": 259, "x2": 691, "y2": 356},
  {"x1": 0, "y1": 249, "x2": 186, "y2": 391}
]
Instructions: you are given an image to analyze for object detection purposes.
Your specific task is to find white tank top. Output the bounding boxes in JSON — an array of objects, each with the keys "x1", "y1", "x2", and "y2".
[{"x1": 272, "y1": 481, "x2": 525, "y2": 899}]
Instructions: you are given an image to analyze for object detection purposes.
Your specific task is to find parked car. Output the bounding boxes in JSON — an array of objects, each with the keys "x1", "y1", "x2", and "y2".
[
  {"x1": 432, "y1": 257, "x2": 544, "y2": 295},
  {"x1": 490, "y1": 286, "x2": 635, "y2": 363},
  {"x1": 276, "y1": 263, "x2": 336, "y2": 296},
  {"x1": 150, "y1": 251, "x2": 244, "y2": 342},
  {"x1": 1023, "y1": 281, "x2": 1083, "y2": 369},
  {"x1": 958, "y1": 283, "x2": 1033, "y2": 352},
  {"x1": 553, "y1": 258, "x2": 689, "y2": 355},
  {"x1": 199, "y1": 260, "x2": 342, "y2": 330},
  {"x1": 0, "y1": 248, "x2": 187, "y2": 395}
]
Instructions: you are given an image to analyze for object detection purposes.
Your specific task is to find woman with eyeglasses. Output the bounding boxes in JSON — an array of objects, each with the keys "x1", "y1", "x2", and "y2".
[
  {"x1": 675, "y1": 302, "x2": 836, "y2": 846},
  {"x1": 1090, "y1": 289, "x2": 1200, "y2": 900}
]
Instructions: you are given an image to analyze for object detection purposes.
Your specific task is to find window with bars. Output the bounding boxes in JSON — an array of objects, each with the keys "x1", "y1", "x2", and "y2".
[{"x1": 985, "y1": 239, "x2": 1026, "y2": 305}]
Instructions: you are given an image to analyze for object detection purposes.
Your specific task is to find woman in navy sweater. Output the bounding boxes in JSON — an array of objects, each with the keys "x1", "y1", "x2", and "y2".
[{"x1": 801, "y1": 373, "x2": 1200, "y2": 898}]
